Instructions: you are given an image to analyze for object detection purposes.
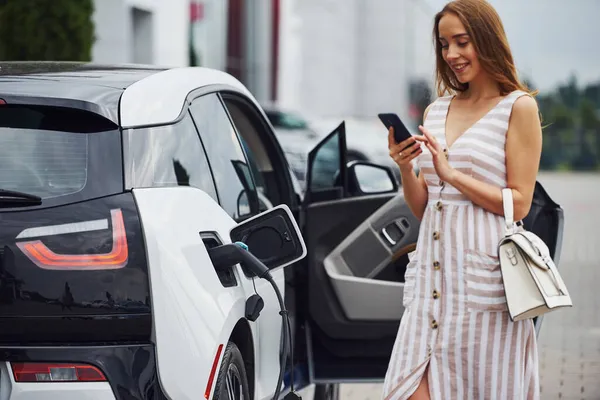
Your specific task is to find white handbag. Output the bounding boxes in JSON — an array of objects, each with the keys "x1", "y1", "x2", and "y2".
[{"x1": 498, "y1": 188, "x2": 572, "y2": 321}]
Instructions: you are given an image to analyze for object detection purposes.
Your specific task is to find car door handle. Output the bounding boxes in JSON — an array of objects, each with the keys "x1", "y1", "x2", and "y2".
[
  {"x1": 380, "y1": 218, "x2": 409, "y2": 246},
  {"x1": 381, "y1": 225, "x2": 398, "y2": 245}
]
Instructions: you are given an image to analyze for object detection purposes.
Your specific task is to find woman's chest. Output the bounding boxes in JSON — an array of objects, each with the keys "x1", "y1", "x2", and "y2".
[{"x1": 418, "y1": 126, "x2": 508, "y2": 188}]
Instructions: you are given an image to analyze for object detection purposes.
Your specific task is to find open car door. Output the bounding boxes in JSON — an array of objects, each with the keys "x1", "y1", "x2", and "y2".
[
  {"x1": 300, "y1": 122, "x2": 565, "y2": 384},
  {"x1": 300, "y1": 122, "x2": 422, "y2": 382}
]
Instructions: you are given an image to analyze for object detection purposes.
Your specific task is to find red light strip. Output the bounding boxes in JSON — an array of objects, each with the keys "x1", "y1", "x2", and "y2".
[
  {"x1": 16, "y1": 209, "x2": 128, "y2": 270},
  {"x1": 204, "y1": 344, "x2": 224, "y2": 399}
]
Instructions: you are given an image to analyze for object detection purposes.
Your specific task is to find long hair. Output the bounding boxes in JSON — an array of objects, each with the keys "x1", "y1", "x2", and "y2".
[{"x1": 433, "y1": 0, "x2": 536, "y2": 98}]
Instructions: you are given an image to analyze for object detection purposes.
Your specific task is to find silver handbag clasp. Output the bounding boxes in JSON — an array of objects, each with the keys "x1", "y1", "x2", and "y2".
[{"x1": 506, "y1": 247, "x2": 519, "y2": 266}]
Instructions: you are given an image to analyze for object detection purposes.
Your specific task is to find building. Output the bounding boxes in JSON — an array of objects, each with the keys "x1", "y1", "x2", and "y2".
[
  {"x1": 276, "y1": 0, "x2": 436, "y2": 123},
  {"x1": 190, "y1": 0, "x2": 278, "y2": 104},
  {"x1": 91, "y1": 0, "x2": 434, "y2": 124},
  {"x1": 92, "y1": 0, "x2": 190, "y2": 67}
]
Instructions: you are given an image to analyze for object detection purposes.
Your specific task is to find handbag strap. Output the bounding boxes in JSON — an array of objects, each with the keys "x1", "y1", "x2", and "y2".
[{"x1": 502, "y1": 188, "x2": 515, "y2": 233}]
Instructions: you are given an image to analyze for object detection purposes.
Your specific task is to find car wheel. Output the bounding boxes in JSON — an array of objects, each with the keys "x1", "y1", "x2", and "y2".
[
  {"x1": 211, "y1": 341, "x2": 251, "y2": 400},
  {"x1": 314, "y1": 383, "x2": 340, "y2": 400}
]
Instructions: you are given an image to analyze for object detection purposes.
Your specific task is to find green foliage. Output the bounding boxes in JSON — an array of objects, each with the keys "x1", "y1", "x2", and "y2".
[
  {"x1": 0, "y1": 0, "x2": 95, "y2": 61},
  {"x1": 536, "y1": 75, "x2": 600, "y2": 171},
  {"x1": 580, "y1": 98, "x2": 600, "y2": 131},
  {"x1": 550, "y1": 102, "x2": 575, "y2": 130}
]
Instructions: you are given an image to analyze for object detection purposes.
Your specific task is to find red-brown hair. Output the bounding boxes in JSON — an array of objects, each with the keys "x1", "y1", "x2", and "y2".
[{"x1": 433, "y1": 0, "x2": 536, "y2": 97}]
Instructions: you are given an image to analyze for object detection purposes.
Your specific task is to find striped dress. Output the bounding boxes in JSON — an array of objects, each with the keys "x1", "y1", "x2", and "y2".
[{"x1": 382, "y1": 90, "x2": 540, "y2": 400}]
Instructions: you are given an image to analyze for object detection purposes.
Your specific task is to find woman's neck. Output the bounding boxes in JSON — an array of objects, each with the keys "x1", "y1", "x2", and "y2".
[{"x1": 459, "y1": 74, "x2": 501, "y2": 102}]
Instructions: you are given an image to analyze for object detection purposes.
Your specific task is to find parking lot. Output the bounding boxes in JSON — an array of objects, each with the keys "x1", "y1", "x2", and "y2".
[{"x1": 303, "y1": 172, "x2": 600, "y2": 400}]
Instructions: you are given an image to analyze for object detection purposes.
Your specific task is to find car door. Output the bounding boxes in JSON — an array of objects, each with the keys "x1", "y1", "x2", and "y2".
[
  {"x1": 187, "y1": 93, "x2": 288, "y2": 396},
  {"x1": 301, "y1": 122, "x2": 566, "y2": 384},
  {"x1": 299, "y1": 121, "x2": 421, "y2": 383}
]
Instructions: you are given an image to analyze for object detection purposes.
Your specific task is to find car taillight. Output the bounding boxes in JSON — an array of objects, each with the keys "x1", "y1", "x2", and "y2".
[
  {"x1": 15, "y1": 209, "x2": 128, "y2": 270},
  {"x1": 11, "y1": 362, "x2": 107, "y2": 382}
]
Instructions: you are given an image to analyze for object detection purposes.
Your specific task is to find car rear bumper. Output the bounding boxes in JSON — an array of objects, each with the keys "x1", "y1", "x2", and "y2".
[{"x1": 0, "y1": 344, "x2": 167, "y2": 400}]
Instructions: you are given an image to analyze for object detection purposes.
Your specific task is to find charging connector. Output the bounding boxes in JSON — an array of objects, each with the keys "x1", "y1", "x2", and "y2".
[{"x1": 207, "y1": 242, "x2": 301, "y2": 399}]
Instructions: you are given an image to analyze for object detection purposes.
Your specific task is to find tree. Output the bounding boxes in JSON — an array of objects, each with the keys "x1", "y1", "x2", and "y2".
[
  {"x1": 0, "y1": 0, "x2": 95, "y2": 61},
  {"x1": 580, "y1": 98, "x2": 599, "y2": 131},
  {"x1": 557, "y1": 74, "x2": 579, "y2": 109},
  {"x1": 583, "y1": 82, "x2": 600, "y2": 110},
  {"x1": 579, "y1": 98, "x2": 600, "y2": 169}
]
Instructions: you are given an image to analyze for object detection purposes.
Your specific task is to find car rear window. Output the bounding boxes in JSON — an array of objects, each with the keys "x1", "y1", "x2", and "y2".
[
  {"x1": 0, "y1": 104, "x2": 123, "y2": 205},
  {"x1": 0, "y1": 128, "x2": 88, "y2": 198}
]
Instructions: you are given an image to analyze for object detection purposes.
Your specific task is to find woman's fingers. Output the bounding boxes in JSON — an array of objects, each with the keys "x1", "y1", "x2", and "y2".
[
  {"x1": 405, "y1": 146, "x2": 423, "y2": 162},
  {"x1": 388, "y1": 127, "x2": 395, "y2": 148},
  {"x1": 419, "y1": 125, "x2": 442, "y2": 153},
  {"x1": 388, "y1": 127, "x2": 416, "y2": 149},
  {"x1": 389, "y1": 136, "x2": 415, "y2": 155},
  {"x1": 425, "y1": 141, "x2": 438, "y2": 156},
  {"x1": 398, "y1": 135, "x2": 417, "y2": 149},
  {"x1": 390, "y1": 139, "x2": 421, "y2": 159},
  {"x1": 406, "y1": 140, "x2": 421, "y2": 154},
  {"x1": 391, "y1": 141, "x2": 423, "y2": 166}
]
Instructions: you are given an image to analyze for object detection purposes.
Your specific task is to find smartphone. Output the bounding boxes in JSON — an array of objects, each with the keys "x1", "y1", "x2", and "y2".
[{"x1": 378, "y1": 113, "x2": 412, "y2": 144}]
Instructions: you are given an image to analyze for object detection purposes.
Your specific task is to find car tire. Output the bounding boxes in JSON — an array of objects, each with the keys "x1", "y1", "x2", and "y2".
[
  {"x1": 211, "y1": 341, "x2": 251, "y2": 400},
  {"x1": 314, "y1": 383, "x2": 340, "y2": 400}
]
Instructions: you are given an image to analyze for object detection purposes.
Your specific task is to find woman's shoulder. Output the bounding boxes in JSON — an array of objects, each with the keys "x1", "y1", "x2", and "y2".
[
  {"x1": 423, "y1": 95, "x2": 454, "y2": 120},
  {"x1": 508, "y1": 90, "x2": 539, "y2": 118},
  {"x1": 506, "y1": 91, "x2": 541, "y2": 141}
]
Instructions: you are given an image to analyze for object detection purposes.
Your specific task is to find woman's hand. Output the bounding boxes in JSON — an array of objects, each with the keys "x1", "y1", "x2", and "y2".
[
  {"x1": 415, "y1": 125, "x2": 456, "y2": 182},
  {"x1": 388, "y1": 127, "x2": 422, "y2": 171}
]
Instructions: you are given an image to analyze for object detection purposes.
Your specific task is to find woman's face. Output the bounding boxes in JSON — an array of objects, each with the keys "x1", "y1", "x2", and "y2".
[{"x1": 438, "y1": 13, "x2": 481, "y2": 84}]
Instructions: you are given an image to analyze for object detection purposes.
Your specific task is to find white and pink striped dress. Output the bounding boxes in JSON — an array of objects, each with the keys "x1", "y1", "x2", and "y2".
[{"x1": 382, "y1": 90, "x2": 540, "y2": 400}]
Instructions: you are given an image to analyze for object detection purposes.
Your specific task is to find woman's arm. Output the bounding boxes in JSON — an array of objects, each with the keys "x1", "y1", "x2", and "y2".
[
  {"x1": 419, "y1": 95, "x2": 542, "y2": 221},
  {"x1": 398, "y1": 163, "x2": 428, "y2": 220},
  {"x1": 390, "y1": 105, "x2": 431, "y2": 220}
]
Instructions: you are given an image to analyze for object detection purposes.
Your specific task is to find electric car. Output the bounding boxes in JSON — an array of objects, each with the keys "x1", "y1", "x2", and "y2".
[{"x1": 0, "y1": 62, "x2": 564, "y2": 400}]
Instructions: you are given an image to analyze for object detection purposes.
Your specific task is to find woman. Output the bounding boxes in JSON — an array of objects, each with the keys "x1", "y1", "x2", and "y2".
[{"x1": 382, "y1": 1, "x2": 542, "y2": 399}]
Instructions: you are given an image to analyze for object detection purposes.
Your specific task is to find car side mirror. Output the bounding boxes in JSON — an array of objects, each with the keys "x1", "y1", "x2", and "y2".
[
  {"x1": 228, "y1": 204, "x2": 307, "y2": 276},
  {"x1": 347, "y1": 161, "x2": 398, "y2": 196}
]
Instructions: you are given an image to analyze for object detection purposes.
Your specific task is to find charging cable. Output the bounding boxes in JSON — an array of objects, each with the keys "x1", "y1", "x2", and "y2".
[{"x1": 209, "y1": 242, "x2": 300, "y2": 399}]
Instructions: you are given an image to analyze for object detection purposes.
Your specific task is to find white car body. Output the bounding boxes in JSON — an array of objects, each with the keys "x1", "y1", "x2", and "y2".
[
  {"x1": 134, "y1": 186, "x2": 285, "y2": 400},
  {"x1": 120, "y1": 67, "x2": 287, "y2": 399}
]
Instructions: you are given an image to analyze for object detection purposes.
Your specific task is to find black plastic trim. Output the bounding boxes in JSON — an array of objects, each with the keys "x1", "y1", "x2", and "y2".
[
  {"x1": 0, "y1": 344, "x2": 168, "y2": 399},
  {"x1": 0, "y1": 94, "x2": 120, "y2": 124},
  {"x1": 200, "y1": 231, "x2": 238, "y2": 287}
]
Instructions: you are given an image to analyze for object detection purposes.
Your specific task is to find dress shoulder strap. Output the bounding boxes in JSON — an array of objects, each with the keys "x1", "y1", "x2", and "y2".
[
  {"x1": 424, "y1": 95, "x2": 453, "y2": 124},
  {"x1": 503, "y1": 89, "x2": 532, "y2": 108},
  {"x1": 493, "y1": 90, "x2": 534, "y2": 134}
]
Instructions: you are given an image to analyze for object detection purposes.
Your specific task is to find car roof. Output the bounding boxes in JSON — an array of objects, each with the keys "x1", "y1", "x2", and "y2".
[
  {"x1": 119, "y1": 66, "x2": 252, "y2": 128},
  {"x1": 0, "y1": 62, "x2": 253, "y2": 127}
]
